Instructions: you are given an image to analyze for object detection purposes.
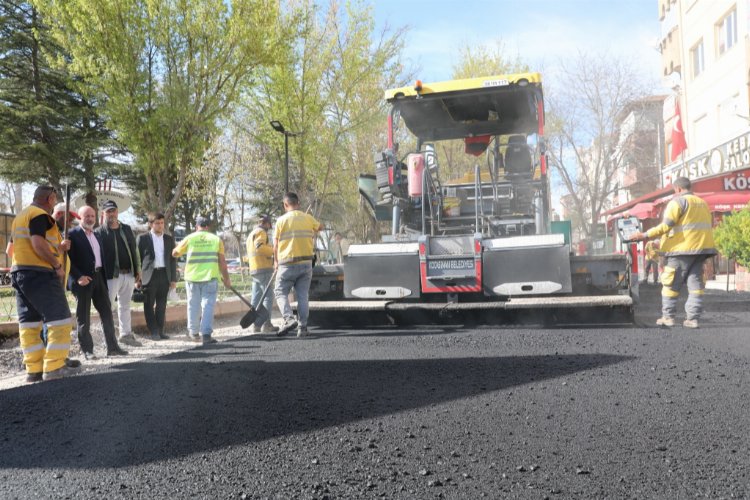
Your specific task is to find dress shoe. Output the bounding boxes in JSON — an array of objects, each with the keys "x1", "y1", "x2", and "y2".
[
  {"x1": 65, "y1": 358, "x2": 82, "y2": 368},
  {"x1": 107, "y1": 347, "x2": 129, "y2": 356},
  {"x1": 120, "y1": 335, "x2": 142, "y2": 347}
]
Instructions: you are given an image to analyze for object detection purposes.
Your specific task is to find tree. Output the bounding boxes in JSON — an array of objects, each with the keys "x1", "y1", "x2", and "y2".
[
  {"x1": 0, "y1": 0, "x2": 116, "y2": 197},
  {"x1": 715, "y1": 208, "x2": 750, "y2": 268},
  {"x1": 545, "y1": 52, "x2": 652, "y2": 238},
  {"x1": 34, "y1": 0, "x2": 287, "y2": 222},
  {"x1": 243, "y1": 0, "x2": 407, "y2": 239}
]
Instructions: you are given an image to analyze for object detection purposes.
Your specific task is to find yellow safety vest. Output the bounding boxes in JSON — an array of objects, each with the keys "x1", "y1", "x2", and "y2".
[
  {"x1": 646, "y1": 192, "x2": 716, "y2": 256},
  {"x1": 644, "y1": 241, "x2": 659, "y2": 261},
  {"x1": 11, "y1": 205, "x2": 61, "y2": 272},
  {"x1": 174, "y1": 231, "x2": 223, "y2": 282},
  {"x1": 275, "y1": 210, "x2": 320, "y2": 265},
  {"x1": 246, "y1": 226, "x2": 274, "y2": 273}
]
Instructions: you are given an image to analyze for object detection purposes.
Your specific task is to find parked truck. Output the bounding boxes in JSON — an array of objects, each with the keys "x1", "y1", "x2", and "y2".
[{"x1": 307, "y1": 72, "x2": 635, "y2": 326}]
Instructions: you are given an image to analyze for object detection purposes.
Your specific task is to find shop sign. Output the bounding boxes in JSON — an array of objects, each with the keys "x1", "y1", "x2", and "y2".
[
  {"x1": 723, "y1": 175, "x2": 750, "y2": 191},
  {"x1": 663, "y1": 131, "x2": 750, "y2": 185}
]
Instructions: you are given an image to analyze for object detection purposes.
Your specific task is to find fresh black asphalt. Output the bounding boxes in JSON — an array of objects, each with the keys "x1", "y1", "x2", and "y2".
[{"x1": 1, "y1": 285, "x2": 749, "y2": 498}]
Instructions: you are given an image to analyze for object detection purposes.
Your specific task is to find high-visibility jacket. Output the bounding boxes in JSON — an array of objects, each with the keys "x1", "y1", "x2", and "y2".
[
  {"x1": 646, "y1": 192, "x2": 716, "y2": 256},
  {"x1": 10, "y1": 205, "x2": 60, "y2": 272},
  {"x1": 274, "y1": 210, "x2": 320, "y2": 265},
  {"x1": 246, "y1": 226, "x2": 274, "y2": 273},
  {"x1": 173, "y1": 230, "x2": 224, "y2": 282},
  {"x1": 644, "y1": 241, "x2": 659, "y2": 261}
]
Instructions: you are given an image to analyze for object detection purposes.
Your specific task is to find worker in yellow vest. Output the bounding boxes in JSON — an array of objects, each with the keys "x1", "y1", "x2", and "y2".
[
  {"x1": 273, "y1": 193, "x2": 324, "y2": 337},
  {"x1": 172, "y1": 216, "x2": 231, "y2": 345},
  {"x1": 629, "y1": 177, "x2": 716, "y2": 329},
  {"x1": 245, "y1": 214, "x2": 278, "y2": 333},
  {"x1": 10, "y1": 186, "x2": 78, "y2": 382},
  {"x1": 642, "y1": 239, "x2": 660, "y2": 285}
]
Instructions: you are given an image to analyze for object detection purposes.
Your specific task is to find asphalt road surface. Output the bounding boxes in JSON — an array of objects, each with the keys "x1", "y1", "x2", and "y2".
[{"x1": 1, "y1": 286, "x2": 749, "y2": 499}]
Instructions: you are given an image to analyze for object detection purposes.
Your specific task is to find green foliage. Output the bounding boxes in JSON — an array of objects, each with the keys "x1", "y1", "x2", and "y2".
[
  {"x1": 243, "y1": 0, "x2": 407, "y2": 240},
  {"x1": 0, "y1": 1, "x2": 115, "y2": 194},
  {"x1": 714, "y1": 208, "x2": 750, "y2": 268},
  {"x1": 33, "y1": 0, "x2": 287, "y2": 221}
]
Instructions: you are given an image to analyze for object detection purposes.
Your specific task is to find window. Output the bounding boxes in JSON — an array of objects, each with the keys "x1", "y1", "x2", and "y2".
[
  {"x1": 691, "y1": 40, "x2": 705, "y2": 78},
  {"x1": 717, "y1": 8, "x2": 738, "y2": 55}
]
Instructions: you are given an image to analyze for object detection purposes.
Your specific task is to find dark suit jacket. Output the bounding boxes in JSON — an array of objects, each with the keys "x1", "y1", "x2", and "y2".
[
  {"x1": 96, "y1": 222, "x2": 140, "y2": 280},
  {"x1": 67, "y1": 226, "x2": 109, "y2": 294},
  {"x1": 137, "y1": 231, "x2": 178, "y2": 286}
]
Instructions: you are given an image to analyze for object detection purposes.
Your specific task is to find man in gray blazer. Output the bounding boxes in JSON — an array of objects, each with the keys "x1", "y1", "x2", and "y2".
[{"x1": 136, "y1": 212, "x2": 178, "y2": 340}]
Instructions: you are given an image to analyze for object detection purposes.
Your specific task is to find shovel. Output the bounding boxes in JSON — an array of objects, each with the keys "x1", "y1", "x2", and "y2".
[{"x1": 228, "y1": 269, "x2": 277, "y2": 329}]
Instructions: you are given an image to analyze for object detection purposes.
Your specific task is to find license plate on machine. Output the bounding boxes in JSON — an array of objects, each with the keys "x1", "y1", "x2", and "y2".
[{"x1": 427, "y1": 259, "x2": 474, "y2": 271}]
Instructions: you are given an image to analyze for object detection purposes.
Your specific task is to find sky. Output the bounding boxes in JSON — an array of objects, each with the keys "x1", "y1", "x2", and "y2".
[{"x1": 372, "y1": 0, "x2": 662, "y2": 85}]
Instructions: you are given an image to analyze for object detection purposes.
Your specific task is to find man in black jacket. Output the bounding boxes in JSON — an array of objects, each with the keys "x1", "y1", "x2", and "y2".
[
  {"x1": 136, "y1": 212, "x2": 177, "y2": 340},
  {"x1": 96, "y1": 200, "x2": 142, "y2": 347},
  {"x1": 67, "y1": 205, "x2": 127, "y2": 358}
]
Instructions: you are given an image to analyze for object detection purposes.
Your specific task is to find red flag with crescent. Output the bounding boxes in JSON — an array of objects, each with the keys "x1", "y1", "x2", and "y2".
[{"x1": 671, "y1": 101, "x2": 687, "y2": 161}]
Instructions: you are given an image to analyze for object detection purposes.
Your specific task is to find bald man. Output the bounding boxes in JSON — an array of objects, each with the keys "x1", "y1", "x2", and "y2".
[{"x1": 67, "y1": 205, "x2": 127, "y2": 358}]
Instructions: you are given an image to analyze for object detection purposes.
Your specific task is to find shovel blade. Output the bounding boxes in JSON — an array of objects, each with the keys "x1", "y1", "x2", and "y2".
[{"x1": 240, "y1": 309, "x2": 258, "y2": 329}]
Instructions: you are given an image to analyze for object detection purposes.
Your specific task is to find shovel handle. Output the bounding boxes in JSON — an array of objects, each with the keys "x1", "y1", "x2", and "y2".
[{"x1": 228, "y1": 285, "x2": 254, "y2": 308}]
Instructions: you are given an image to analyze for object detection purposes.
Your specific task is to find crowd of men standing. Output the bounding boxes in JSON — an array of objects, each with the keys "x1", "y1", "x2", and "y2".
[{"x1": 10, "y1": 186, "x2": 323, "y2": 383}]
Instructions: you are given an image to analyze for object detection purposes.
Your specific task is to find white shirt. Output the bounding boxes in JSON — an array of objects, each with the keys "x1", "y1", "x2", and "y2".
[
  {"x1": 84, "y1": 229, "x2": 102, "y2": 269},
  {"x1": 151, "y1": 231, "x2": 165, "y2": 268}
]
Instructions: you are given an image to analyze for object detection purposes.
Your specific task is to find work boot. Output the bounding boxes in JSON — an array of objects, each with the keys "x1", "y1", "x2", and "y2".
[
  {"x1": 42, "y1": 364, "x2": 82, "y2": 381},
  {"x1": 202, "y1": 336, "x2": 218, "y2": 345},
  {"x1": 107, "y1": 347, "x2": 129, "y2": 356},
  {"x1": 26, "y1": 372, "x2": 43, "y2": 383},
  {"x1": 186, "y1": 332, "x2": 201, "y2": 342},
  {"x1": 120, "y1": 335, "x2": 142, "y2": 347},
  {"x1": 261, "y1": 321, "x2": 278, "y2": 334},
  {"x1": 151, "y1": 332, "x2": 161, "y2": 341},
  {"x1": 277, "y1": 317, "x2": 298, "y2": 337},
  {"x1": 656, "y1": 316, "x2": 675, "y2": 327},
  {"x1": 249, "y1": 323, "x2": 259, "y2": 334},
  {"x1": 683, "y1": 319, "x2": 699, "y2": 329},
  {"x1": 159, "y1": 332, "x2": 169, "y2": 340},
  {"x1": 83, "y1": 351, "x2": 97, "y2": 361},
  {"x1": 296, "y1": 326, "x2": 309, "y2": 338}
]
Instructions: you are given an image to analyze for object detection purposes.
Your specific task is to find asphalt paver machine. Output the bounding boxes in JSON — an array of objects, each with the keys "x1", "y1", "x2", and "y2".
[{"x1": 308, "y1": 73, "x2": 635, "y2": 327}]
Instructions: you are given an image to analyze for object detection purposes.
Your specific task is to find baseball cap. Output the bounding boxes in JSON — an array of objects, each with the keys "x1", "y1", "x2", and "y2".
[
  {"x1": 102, "y1": 200, "x2": 118, "y2": 212},
  {"x1": 52, "y1": 202, "x2": 80, "y2": 219},
  {"x1": 195, "y1": 216, "x2": 211, "y2": 227}
]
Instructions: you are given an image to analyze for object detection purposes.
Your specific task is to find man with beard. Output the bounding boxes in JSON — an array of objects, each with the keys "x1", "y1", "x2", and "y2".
[
  {"x1": 67, "y1": 205, "x2": 128, "y2": 358},
  {"x1": 96, "y1": 200, "x2": 142, "y2": 347}
]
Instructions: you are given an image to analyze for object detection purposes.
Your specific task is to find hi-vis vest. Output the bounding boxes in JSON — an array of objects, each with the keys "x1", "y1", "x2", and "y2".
[
  {"x1": 246, "y1": 226, "x2": 273, "y2": 273},
  {"x1": 11, "y1": 205, "x2": 60, "y2": 272},
  {"x1": 646, "y1": 192, "x2": 716, "y2": 256},
  {"x1": 275, "y1": 210, "x2": 320, "y2": 265},
  {"x1": 176, "y1": 231, "x2": 222, "y2": 282}
]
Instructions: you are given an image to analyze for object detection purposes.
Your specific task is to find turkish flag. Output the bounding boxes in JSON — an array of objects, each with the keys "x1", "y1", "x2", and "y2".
[{"x1": 671, "y1": 101, "x2": 687, "y2": 161}]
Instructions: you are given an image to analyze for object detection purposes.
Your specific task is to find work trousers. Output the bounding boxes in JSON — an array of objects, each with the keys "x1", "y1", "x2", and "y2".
[
  {"x1": 274, "y1": 262, "x2": 313, "y2": 328},
  {"x1": 74, "y1": 269, "x2": 119, "y2": 353},
  {"x1": 186, "y1": 279, "x2": 218, "y2": 337},
  {"x1": 644, "y1": 259, "x2": 659, "y2": 283},
  {"x1": 143, "y1": 269, "x2": 169, "y2": 337},
  {"x1": 251, "y1": 268, "x2": 274, "y2": 328},
  {"x1": 11, "y1": 269, "x2": 73, "y2": 374},
  {"x1": 661, "y1": 255, "x2": 707, "y2": 321},
  {"x1": 107, "y1": 272, "x2": 135, "y2": 338}
]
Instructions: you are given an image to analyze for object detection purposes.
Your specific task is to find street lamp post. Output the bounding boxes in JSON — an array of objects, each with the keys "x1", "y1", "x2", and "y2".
[{"x1": 270, "y1": 120, "x2": 300, "y2": 193}]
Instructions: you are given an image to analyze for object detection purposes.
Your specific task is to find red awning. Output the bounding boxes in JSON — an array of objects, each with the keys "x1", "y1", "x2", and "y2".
[
  {"x1": 696, "y1": 192, "x2": 750, "y2": 212},
  {"x1": 628, "y1": 202, "x2": 660, "y2": 219}
]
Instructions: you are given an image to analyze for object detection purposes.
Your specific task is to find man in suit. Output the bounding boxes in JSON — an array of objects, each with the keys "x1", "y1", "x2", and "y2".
[
  {"x1": 136, "y1": 212, "x2": 177, "y2": 340},
  {"x1": 96, "y1": 200, "x2": 142, "y2": 347},
  {"x1": 68, "y1": 205, "x2": 128, "y2": 359}
]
